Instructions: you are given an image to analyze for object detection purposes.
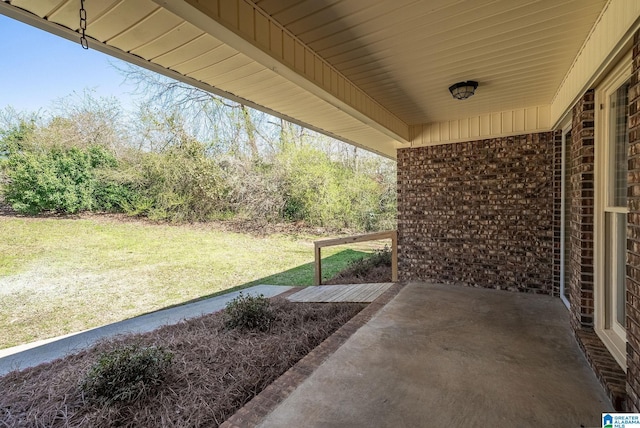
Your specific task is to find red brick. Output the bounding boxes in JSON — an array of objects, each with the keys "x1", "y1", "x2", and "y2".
[{"x1": 397, "y1": 132, "x2": 554, "y2": 293}]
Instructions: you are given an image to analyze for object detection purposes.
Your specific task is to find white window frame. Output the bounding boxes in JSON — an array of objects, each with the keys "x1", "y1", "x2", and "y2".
[
  {"x1": 560, "y1": 120, "x2": 572, "y2": 310},
  {"x1": 594, "y1": 51, "x2": 632, "y2": 370}
]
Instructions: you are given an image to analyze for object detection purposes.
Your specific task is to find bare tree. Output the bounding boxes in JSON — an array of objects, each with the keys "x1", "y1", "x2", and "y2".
[
  {"x1": 116, "y1": 63, "x2": 281, "y2": 159},
  {"x1": 50, "y1": 90, "x2": 126, "y2": 151}
]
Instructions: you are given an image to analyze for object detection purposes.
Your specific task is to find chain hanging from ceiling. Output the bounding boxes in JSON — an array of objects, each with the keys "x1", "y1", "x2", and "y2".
[{"x1": 79, "y1": 0, "x2": 88, "y2": 49}]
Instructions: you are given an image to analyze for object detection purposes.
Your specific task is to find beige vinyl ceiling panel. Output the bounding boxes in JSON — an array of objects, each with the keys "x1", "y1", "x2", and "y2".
[
  {"x1": 254, "y1": 0, "x2": 608, "y2": 124},
  {"x1": 1, "y1": 0, "x2": 613, "y2": 155}
]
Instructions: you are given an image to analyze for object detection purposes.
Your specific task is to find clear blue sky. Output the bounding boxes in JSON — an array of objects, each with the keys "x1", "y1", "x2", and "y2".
[{"x1": 0, "y1": 13, "x2": 139, "y2": 113}]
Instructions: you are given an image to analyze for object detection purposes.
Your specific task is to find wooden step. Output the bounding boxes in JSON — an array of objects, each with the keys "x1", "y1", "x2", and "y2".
[{"x1": 287, "y1": 283, "x2": 393, "y2": 303}]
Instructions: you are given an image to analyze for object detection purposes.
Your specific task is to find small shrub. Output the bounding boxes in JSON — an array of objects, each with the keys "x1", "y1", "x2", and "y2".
[
  {"x1": 368, "y1": 246, "x2": 392, "y2": 267},
  {"x1": 224, "y1": 293, "x2": 274, "y2": 331},
  {"x1": 80, "y1": 344, "x2": 173, "y2": 405},
  {"x1": 347, "y1": 246, "x2": 392, "y2": 275},
  {"x1": 326, "y1": 246, "x2": 393, "y2": 284}
]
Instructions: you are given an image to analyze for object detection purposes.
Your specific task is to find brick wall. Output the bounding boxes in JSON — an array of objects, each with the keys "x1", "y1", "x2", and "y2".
[
  {"x1": 627, "y1": 29, "x2": 640, "y2": 412},
  {"x1": 567, "y1": 89, "x2": 628, "y2": 411},
  {"x1": 397, "y1": 133, "x2": 554, "y2": 293},
  {"x1": 552, "y1": 131, "x2": 563, "y2": 298},
  {"x1": 569, "y1": 90, "x2": 596, "y2": 331}
]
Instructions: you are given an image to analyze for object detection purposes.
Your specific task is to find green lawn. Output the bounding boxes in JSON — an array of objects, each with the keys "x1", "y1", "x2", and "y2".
[{"x1": 0, "y1": 216, "x2": 375, "y2": 349}]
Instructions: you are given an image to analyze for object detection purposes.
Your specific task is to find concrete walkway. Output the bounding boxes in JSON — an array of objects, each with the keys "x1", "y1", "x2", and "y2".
[
  {"x1": 0, "y1": 284, "x2": 292, "y2": 375},
  {"x1": 258, "y1": 282, "x2": 613, "y2": 427}
]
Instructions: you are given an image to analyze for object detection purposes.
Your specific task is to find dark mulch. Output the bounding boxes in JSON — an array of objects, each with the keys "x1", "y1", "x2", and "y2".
[
  {"x1": 325, "y1": 249, "x2": 393, "y2": 285},
  {"x1": 325, "y1": 264, "x2": 392, "y2": 285},
  {"x1": 0, "y1": 299, "x2": 365, "y2": 428}
]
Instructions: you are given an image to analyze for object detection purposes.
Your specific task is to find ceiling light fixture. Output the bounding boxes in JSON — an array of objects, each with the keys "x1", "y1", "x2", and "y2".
[{"x1": 448, "y1": 81, "x2": 478, "y2": 100}]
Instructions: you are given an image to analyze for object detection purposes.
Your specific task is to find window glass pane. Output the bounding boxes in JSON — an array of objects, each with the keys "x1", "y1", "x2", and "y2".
[
  {"x1": 610, "y1": 82, "x2": 629, "y2": 207},
  {"x1": 616, "y1": 212, "x2": 627, "y2": 326},
  {"x1": 605, "y1": 212, "x2": 627, "y2": 328},
  {"x1": 605, "y1": 212, "x2": 613, "y2": 328}
]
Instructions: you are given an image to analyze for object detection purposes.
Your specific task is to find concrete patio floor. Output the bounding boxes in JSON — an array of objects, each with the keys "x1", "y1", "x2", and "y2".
[{"x1": 258, "y1": 282, "x2": 612, "y2": 427}]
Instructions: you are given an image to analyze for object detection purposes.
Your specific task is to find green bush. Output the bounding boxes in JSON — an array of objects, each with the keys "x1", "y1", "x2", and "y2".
[
  {"x1": 224, "y1": 293, "x2": 274, "y2": 331},
  {"x1": 281, "y1": 196, "x2": 305, "y2": 221},
  {"x1": 275, "y1": 145, "x2": 391, "y2": 230},
  {"x1": 345, "y1": 246, "x2": 392, "y2": 277},
  {"x1": 80, "y1": 345, "x2": 173, "y2": 405},
  {"x1": 0, "y1": 110, "x2": 397, "y2": 229},
  {"x1": 2, "y1": 145, "x2": 134, "y2": 215},
  {"x1": 3, "y1": 147, "x2": 95, "y2": 214},
  {"x1": 92, "y1": 179, "x2": 137, "y2": 212},
  {"x1": 364, "y1": 246, "x2": 392, "y2": 268},
  {"x1": 125, "y1": 141, "x2": 231, "y2": 221},
  {"x1": 91, "y1": 165, "x2": 140, "y2": 213}
]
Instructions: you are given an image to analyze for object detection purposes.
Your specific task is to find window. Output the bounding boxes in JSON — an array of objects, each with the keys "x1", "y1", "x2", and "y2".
[
  {"x1": 606, "y1": 82, "x2": 629, "y2": 338},
  {"x1": 595, "y1": 53, "x2": 631, "y2": 369}
]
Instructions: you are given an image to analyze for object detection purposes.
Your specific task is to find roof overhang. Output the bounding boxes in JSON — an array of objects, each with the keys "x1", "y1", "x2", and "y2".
[{"x1": 2, "y1": 0, "x2": 640, "y2": 158}]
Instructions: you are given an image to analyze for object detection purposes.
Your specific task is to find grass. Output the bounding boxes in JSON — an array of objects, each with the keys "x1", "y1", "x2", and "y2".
[{"x1": 0, "y1": 216, "x2": 381, "y2": 349}]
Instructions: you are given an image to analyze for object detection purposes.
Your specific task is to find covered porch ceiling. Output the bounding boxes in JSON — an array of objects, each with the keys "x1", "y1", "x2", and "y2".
[{"x1": 1, "y1": 0, "x2": 637, "y2": 158}]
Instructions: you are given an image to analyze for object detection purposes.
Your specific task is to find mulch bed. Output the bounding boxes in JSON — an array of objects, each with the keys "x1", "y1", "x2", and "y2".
[
  {"x1": 325, "y1": 264, "x2": 392, "y2": 285},
  {"x1": 0, "y1": 299, "x2": 365, "y2": 428}
]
